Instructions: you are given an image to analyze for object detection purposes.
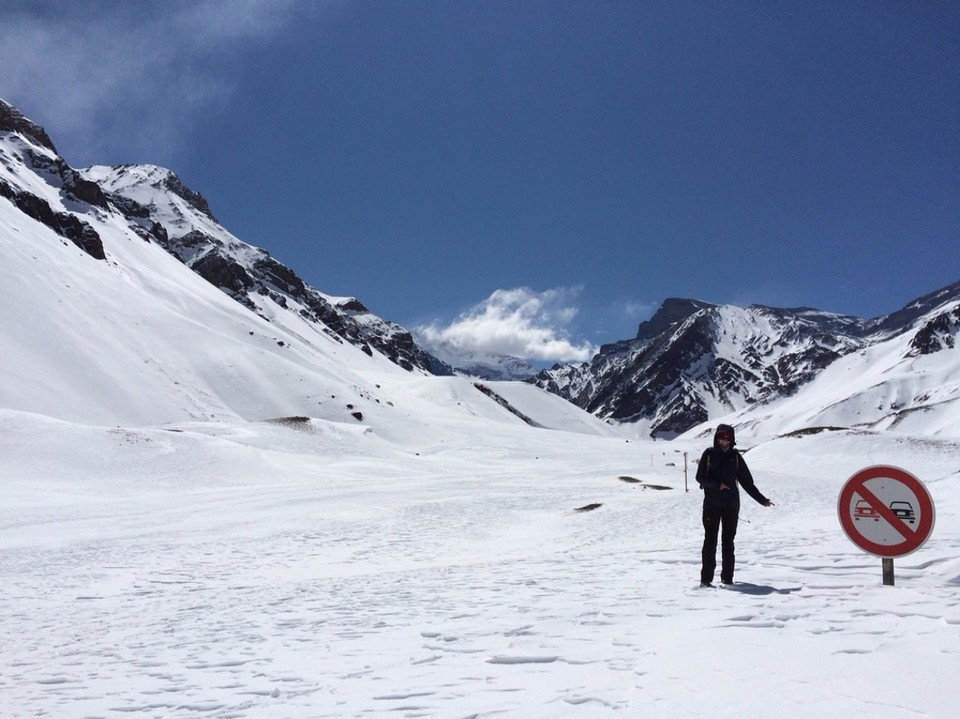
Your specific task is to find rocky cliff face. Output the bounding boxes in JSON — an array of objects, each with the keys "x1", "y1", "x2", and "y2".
[{"x1": 0, "y1": 100, "x2": 108, "y2": 260}]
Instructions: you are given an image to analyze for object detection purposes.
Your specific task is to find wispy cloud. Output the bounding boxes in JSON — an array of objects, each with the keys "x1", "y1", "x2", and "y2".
[
  {"x1": 0, "y1": 0, "x2": 303, "y2": 165},
  {"x1": 618, "y1": 299, "x2": 655, "y2": 327},
  {"x1": 415, "y1": 287, "x2": 597, "y2": 362}
]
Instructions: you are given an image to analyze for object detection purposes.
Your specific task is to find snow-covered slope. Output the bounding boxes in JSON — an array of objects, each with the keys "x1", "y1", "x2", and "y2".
[
  {"x1": 0, "y1": 120, "x2": 378, "y2": 424},
  {"x1": 477, "y1": 381, "x2": 630, "y2": 437},
  {"x1": 1, "y1": 174, "x2": 608, "y2": 435}
]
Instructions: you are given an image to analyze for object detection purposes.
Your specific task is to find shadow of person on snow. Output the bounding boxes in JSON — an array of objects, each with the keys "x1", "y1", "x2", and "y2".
[{"x1": 725, "y1": 582, "x2": 802, "y2": 595}]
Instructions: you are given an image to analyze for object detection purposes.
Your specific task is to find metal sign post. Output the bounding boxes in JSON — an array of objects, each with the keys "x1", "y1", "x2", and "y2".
[{"x1": 882, "y1": 558, "x2": 895, "y2": 586}]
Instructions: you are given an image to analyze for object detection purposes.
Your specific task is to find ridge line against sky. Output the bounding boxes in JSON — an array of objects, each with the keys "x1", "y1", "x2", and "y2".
[{"x1": 1, "y1": 0, "x2": 958, "y2": 363}]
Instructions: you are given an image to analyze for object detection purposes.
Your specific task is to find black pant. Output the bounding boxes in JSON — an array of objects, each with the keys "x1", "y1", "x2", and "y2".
[{"x1": 701, "y1": 502, "x2": 739, "y2": 584}]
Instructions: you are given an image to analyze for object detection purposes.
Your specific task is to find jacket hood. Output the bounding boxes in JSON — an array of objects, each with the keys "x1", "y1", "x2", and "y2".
[{"x1": 714, "y1": 424, "x2": 736, "y2": 448}]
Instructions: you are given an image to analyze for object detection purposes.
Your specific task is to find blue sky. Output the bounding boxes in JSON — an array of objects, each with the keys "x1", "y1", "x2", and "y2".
[{"x1": 2, "y1": 1, "x2": 958, "y2": 363}]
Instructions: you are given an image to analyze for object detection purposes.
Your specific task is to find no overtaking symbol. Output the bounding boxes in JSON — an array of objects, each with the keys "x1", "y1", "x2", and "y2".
[{"x1": 838, "y1": 465, "x2": 935, "y2": 558}]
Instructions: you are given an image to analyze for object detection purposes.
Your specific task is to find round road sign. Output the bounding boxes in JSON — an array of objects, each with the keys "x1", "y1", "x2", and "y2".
[{"x1": 838, "y1": 465, "x2": 935, "y2": 558}]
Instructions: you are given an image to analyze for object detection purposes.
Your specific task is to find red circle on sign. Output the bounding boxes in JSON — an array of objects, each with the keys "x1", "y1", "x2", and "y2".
[{"x1": 838, "y1": 465, "x2": 935, "y2": 558}]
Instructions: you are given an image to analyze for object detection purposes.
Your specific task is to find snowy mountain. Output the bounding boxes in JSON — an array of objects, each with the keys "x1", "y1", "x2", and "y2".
[
  {"x1": 723, "y1": 290, "x2": 960, "y2": 442},
  {"x1": 533, "y1": 285, "x2": 960, "y2": 438},
  {"x1": 414, "y1": 336, "x2": 538, "y2": 381},
  {"x1": 5, "y1": 97, "x2": 599, "y2": 432},
  {"x1": 1, "y1": 98, "x2": 442, "y2": 382},
  {"x1": 3, "y1": 95, "x2": 958, "y2": 443}
]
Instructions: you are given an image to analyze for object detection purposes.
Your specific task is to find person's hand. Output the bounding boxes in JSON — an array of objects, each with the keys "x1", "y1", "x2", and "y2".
[
  {"x1": 720, "y1": 483, "x2": 731, "y2": 490},
  {"x1": 762, "y1": 499, "x2": 775, "y2": 507}
]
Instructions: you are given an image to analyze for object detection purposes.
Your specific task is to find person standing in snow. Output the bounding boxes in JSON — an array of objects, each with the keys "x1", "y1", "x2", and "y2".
[{"x1": 696, "y1": 424, "x2": 773, "y2": 587}]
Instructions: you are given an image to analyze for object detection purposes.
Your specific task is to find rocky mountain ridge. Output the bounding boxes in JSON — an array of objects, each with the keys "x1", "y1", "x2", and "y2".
[
  {"x1": 86, "y1": 163, "x2": 449, "y2": 374},
  {"x1": 1, "y1": 98, "x2": 443, "y2": 376},
  {"x1": 532, "y1": 284, "x2": 960, "y2": 437}
]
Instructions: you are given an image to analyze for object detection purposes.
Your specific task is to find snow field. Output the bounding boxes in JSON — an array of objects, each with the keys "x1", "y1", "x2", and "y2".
[{"x1": 2, "y1": 413, "x2": 958, "y2": 718}]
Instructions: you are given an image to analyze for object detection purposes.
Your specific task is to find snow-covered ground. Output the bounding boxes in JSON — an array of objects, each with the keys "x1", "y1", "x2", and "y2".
[{"x1": 3, "y1": 404, "x2": 958, "y2": 718}]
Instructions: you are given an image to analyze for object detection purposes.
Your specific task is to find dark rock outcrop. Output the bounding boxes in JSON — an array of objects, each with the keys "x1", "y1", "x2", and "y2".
[{"x1": 0, "y1": 178, "x2": 105, "y2": 260}]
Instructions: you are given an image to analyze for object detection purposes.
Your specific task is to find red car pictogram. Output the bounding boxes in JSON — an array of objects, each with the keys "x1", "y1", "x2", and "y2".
[{"x1": 854, "y1": 499, "x2": 879, "y2": 521}]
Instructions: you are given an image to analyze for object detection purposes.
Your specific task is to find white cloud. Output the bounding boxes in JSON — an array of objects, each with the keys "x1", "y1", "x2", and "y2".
[
  {"x1": 416, "y1": 287, "x2": 597, "y2": 362},
  {"x1": 0, "y1": 0, "x2": 303, "y2": 165},
  {"x1": 621, "y1": 299, "x2": 655, "y2": 323}
]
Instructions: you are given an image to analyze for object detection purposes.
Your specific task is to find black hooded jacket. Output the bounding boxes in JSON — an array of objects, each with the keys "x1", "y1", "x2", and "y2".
[{"x1": 695, "y1": 424, "x2": 768, "y2": 508}]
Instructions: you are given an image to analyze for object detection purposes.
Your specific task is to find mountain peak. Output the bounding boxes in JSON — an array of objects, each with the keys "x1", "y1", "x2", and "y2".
[
  {"x1": 0, "y1": 98, "x2": 58, "y2": 154},
  {"x1": 86, "y1": 164, "x2": 218, "y2": 224},
  {"x1": 636, "y1": 298, "x2": 716, "y2": 342}
]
